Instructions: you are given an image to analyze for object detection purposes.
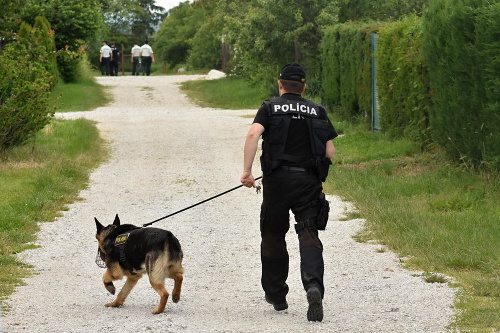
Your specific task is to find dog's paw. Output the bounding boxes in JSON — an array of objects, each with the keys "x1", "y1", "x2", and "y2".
[
  {"x1": 151, "y1": 308, "x2": 164, "y2": 315},
  {"x1": 105, "y1": 301, "x2": 122, "y2": 308},
  {"x1": 172, "y1": 294, "x2": 180, "y2": 303},
  {"x1": 105, "y1": 283, "x2": 116, "y2": 295}
]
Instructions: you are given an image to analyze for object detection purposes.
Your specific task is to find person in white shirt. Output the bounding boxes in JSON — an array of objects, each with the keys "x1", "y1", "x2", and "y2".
[
  {"x1": 99, "y1": 41, "x2": 112, "y2": 76},
  {"x1": 140, "y1": 41, "x2": 155, "y2": 76},
  {"x1": 130, "y1": 43, "x2": 142, "y2": 76}
]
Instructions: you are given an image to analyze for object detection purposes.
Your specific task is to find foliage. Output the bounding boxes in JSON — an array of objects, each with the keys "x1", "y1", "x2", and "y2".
[
  {"x1": 154, "y1": 2, "x2": 209, "y2": 68},
  {"x1": 320, "y1": 22, "x2": 382, "y2": 121},
  {"x1": 422, "y1": 0, "x2": 500, "y2": 169},
  {"x1": 337, "y1": 0, "x2": 429, "y2": 22},
  {"x1": 0, "y1": 117, "x2": 107, "y2": 300},
  {"x1": 56, "y1": 48, "x2": 84, "y2": 83},
  {"x1": 376, "y1": 15, "x2": 431, "y2": 144},
  {"x1": 187, "y1": 10, "x2": 222, "y2": 70},
  {"x1": 0, "y1": 22, "x2": 56, "y2": 150},
  {"x1": 219, "y1": 0, "x2": 338, "y2": 89},
  {"x1": 0, "y1": 0, "x2": 24, "y2": 39},
  {"x1": 180, "y1": 76, "x2": 267, "y2": 109},
  {"x1": 127, "y1": 0, "x2": 166, "y2": 40},
  {"x1": 21, "y1": 0, "x2": 104, "y2": 49},
  {"x1": 326, "y1": 126, "x2": 500, "y2": 330}
]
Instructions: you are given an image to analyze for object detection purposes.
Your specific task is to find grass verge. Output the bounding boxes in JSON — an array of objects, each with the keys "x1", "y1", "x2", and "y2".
[
  {"x1": 180, "y1": 76, "x2": 268, "y2": 109},
  {"x1": 0, "y1": 67, "x2": 109, "y2": 304},
  {"x1": 0, "y1": 118, "x2": 108, "y2": 300},
  {"x1": 50, "y1": 58, "x2": 112, "y2": 112},
  {"x1": 182, "y1": 76, "x2": 499, "y2": 332}
]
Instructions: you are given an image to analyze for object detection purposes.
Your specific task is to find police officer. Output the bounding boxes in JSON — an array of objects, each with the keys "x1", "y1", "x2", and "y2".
[
  {"x1": 241, "y1": 63, "x2": 337, "y2": 322},
  {"x1": 130, "y1": 43, "x2": 141, "y2": 76},
  {"x1": 140, "y1": 40, "x2": 155, "y2": 76},
  {"x1": 109, "y1": 42, "x2": 120, "y2": 76},
  {"x1": 99, "y1": 41, "x2": 112, "y2": 76}
]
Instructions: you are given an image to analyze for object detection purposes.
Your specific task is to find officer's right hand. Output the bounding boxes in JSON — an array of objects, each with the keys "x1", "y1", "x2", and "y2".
[{"x1": 240, "y1": 171, "x2": 255, "y2": 188}]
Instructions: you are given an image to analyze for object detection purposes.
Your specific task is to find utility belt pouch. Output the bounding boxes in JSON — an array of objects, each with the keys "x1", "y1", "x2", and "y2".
[{"x1": 316, "y1": 193, "x2": 330, "y2": 230}]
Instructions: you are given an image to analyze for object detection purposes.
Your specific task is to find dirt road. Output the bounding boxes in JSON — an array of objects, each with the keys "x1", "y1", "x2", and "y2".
[{"x1": 2, "y1": 75, "x2": 456, "y2": 332}]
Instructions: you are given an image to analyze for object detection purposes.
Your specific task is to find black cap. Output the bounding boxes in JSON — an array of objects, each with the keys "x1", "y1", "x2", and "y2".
[{"x1": 279, "y1": 63, "x2": 306, "y2": 83}]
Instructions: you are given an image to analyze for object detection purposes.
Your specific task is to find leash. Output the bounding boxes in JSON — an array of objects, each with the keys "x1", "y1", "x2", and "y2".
[{"x1": 143, "y1": 176, "x2": 262, "y2": 227}]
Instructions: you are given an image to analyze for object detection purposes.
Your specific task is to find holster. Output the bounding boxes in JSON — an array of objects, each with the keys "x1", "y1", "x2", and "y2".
[
  {"x1": 316, "y1": 193, "x2": 330, "y2": 230},
  {"x1": 295, "y1": 193, "x2": 330, "y2": 232}
]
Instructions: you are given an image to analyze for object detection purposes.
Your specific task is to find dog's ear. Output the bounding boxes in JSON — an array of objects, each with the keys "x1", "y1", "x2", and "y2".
[
  {"x1": 113, "y1": 214, "x2": 120, "y2": 226},
  {"x1": 95, "y1": 217, "x2": 104, "y2": 233}
]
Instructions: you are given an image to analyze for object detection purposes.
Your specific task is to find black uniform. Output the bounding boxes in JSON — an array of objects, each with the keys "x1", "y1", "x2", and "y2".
[
  {"x1": 110, "y1": 44, "x2": 119, "y2": 76},
  {"x1": 254, "y1": 93, "x2": 337, "y2": 305}
]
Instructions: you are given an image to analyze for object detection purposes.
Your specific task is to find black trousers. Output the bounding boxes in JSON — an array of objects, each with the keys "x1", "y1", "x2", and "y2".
[
  {"x1": 141, "y1": 56, "x2": 152, "y2": 75},
  {"x1": 260, "y1": 166, "x2": 324, "y2": 303},
  {"x1": 100, "y1": 57, "x2": 110, "y2": 75},
  {"x1": 110, "y1": 59, "x2": 119, "y2": 76},
  {"x1": 132, "y1": 57, "x2": 140, "y2": 75}
]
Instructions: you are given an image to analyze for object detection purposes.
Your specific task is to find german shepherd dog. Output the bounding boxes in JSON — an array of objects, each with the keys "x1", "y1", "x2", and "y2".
[{"x1": 95, "y1": 214, "x2": 184, "y2": 314}]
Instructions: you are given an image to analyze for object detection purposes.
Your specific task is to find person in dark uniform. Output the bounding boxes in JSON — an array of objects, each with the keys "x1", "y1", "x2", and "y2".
[
  {"x1": 241, "y1": 63, "x2": 337, "y2": 322},
  {"x1": 109, "y1": 42, "x2": 120, "y2": 76}
]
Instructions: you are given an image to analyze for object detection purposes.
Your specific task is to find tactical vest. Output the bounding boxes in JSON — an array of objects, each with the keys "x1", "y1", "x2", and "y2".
[{"x1": 261, "y1": 96, "x2": 332, "y2": 180}]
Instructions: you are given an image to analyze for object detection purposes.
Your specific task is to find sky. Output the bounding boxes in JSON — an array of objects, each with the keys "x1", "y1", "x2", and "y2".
[{"x1": 155, "y1": 0, "x2": 192, "y2": 12}]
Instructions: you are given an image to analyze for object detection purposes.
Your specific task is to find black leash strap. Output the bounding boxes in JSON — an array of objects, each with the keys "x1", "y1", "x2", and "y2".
[{"x1": 143, "y1": 176, "x2": 262, "y2": 227}]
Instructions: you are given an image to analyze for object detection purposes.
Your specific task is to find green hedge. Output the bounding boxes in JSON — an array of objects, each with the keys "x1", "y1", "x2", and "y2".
[
  {"x1": 320, "y1": 3, "x2": 500, "y2": 170},
  {"x1": 320, "y1": 22, "x2": 382, "y2": 121},
  {"x1": 376, "y1": 15, "x2": 431, "y2": 144},
  {"x1": 0, "y1": 20, "x2": 55, "y2": 150},
  {"x1": 422, "y1": 0, "x2": 500, "y2": 169}
]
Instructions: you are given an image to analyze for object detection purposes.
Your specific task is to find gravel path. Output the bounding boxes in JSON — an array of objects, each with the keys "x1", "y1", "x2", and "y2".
[{"x1": 2, "y1": 75, "x2": 456, "y2": 332}]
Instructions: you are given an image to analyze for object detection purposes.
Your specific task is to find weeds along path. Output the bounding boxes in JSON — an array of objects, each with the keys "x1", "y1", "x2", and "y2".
[{"x1": 2, "y1": 75, "x2": 456, "y2": 332}]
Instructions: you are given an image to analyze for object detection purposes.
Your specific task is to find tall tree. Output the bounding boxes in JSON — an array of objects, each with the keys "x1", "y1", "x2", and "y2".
[
  {"x1": 131, "y1": 0, "x2": 166, "y2": 40},
  {"x1": 154, "y1": 1, "x2": 207, "y2": 67}
]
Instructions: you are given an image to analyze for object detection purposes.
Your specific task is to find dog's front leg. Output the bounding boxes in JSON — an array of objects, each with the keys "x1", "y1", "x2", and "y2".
[
  {"x1": 105, "y1": 276, "x2": 140, "y2": 308},
  {"x1": 102, "y1": 268, "x2": 120, "y2": 295}
]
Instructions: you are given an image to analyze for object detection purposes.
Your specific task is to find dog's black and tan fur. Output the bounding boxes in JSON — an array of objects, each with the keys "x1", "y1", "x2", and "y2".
[{"x1": 95, "y1": 214, "x2": 184, "y2": 314}]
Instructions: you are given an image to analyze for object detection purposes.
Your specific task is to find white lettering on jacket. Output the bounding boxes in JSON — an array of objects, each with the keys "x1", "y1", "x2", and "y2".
[{"x1": 273, "y1": 103, "x2": 318, "y2": 116}]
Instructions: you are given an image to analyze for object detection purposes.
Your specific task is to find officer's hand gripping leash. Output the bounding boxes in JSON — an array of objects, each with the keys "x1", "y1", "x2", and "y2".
[{"x1": 142, "y1": 176, "x2": 262, "y2": 227}]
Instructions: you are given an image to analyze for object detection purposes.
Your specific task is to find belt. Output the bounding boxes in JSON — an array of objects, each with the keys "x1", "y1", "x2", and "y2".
[{"x1": 278, "y1": 165, "x2": 308, "y2": 172}]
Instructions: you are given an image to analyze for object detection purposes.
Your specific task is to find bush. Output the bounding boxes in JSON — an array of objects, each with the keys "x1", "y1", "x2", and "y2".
[
  {"x1": 320, "y1": 22, "x2": 382, "y2": 121},
  {"x1": 56, "y1": 48, "x2": 83, "y2": 83},
  {"x1": 0, "y1": 22, "x2": 55, "y2": 150},
  {"x1": 377, "y1": 15, "x2": 431, "y2": 144},
  {"x1": 422, "y1": 0, "x2": 500, "y2": 169}
]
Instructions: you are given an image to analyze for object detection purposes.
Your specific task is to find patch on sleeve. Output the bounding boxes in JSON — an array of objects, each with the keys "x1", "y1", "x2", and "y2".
[{"x1": 114, "y1": 233, "x2": 130, "y2": 246}]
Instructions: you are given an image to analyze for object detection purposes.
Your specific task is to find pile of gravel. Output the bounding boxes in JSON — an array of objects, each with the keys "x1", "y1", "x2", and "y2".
[{"x1": 2, "y1": 75, "x2": 456, "y2": 332}]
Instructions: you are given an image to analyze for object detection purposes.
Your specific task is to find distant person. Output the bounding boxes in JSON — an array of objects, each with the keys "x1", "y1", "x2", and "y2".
[
  {"x1": 99, "y1": 41, "x2": 112, "y2": 76},
  {"x1": 131, "y1": 43, "x2": 141, "y2": 76},
  {"x1": 140, "y1": 41, "x2": 155, "y2": 76},
  {"x1": 110, "y1": 42, "x2": 120, "y2": 76}
]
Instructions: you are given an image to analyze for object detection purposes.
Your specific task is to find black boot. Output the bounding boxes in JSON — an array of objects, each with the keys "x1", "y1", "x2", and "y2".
[{"x1": 261, "y1": 256, "x2": 289, "y2": 309}]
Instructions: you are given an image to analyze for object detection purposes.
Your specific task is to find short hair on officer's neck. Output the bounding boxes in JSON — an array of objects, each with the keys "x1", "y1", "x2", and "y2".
[{"x1": 280, "y1": 79, "x2": 305, "y2": 94}]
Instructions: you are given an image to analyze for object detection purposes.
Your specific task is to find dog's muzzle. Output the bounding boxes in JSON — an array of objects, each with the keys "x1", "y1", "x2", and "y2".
[{"x1": 95, "y1": 248, "x2": 107, "y2": 268}]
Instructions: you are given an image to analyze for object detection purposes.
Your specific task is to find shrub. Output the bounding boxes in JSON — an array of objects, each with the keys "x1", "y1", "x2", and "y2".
[
  {"x1": 0, "y1": 22, "x2": 55, "y2": 150},
  {"x1": 422, "y1": 0, "x2": 500, "y2": 169},
  {"x1": 56, "y1": 48, "x2": 83, "y2": 83},
  {"x1": 377, "y1": 15, "x2": 431, "y2": 144},
  {"x1": 320, "y1": 22, "x2": 382, "y2": 121}
]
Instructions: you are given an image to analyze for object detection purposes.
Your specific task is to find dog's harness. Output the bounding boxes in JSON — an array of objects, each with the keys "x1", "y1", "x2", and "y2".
[
  {"x1": 114, "y1": 232, "x2": 137, "y2": 273},
  {"x1": 95, "y1": 230, "x2": 138, "y2": 272}
]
